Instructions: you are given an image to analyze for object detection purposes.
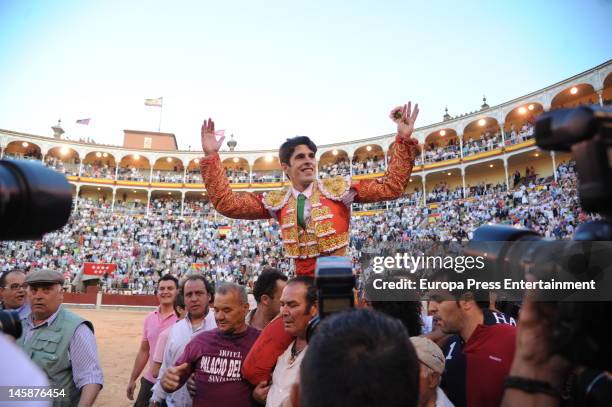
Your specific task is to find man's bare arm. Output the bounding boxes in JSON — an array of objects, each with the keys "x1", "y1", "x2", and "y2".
[
  {"x1": 78, "y1": 384, "x2": 102, "y2": 407},
  {"x1": 126, "y1": 340, "x2": 150, "y2": 400}
]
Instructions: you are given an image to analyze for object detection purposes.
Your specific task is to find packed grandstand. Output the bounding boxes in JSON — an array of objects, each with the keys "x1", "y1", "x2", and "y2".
[{"x1": 1, "y1": 61, "x2": 611, "y2": 292}]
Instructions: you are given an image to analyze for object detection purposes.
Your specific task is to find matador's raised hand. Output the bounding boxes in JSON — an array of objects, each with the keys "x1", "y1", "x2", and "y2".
[
  {"x1": 201, "y1": 118, "x2": 225, "y2": 157},
  {"x1": 389, "y1": 102, "x2": 419, "y2": 142}
]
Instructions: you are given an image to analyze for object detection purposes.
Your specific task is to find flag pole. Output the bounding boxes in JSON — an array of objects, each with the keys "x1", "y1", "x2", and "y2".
[{"x1": 158, "y1": 99, "x2": 163, "y2": 132}]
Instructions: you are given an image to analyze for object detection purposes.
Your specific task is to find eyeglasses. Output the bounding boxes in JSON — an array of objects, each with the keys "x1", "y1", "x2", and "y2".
[{"x1": 4, "y1": 283, "x2": 28, "y2": 291}]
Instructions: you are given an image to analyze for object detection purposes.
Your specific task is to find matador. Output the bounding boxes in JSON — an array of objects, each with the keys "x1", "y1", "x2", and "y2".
[{"x1": 199, "y1": 102, "x2": 420, "y2": 277}]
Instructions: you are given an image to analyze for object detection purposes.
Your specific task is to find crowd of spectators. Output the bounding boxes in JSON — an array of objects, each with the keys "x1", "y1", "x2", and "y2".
[
  {"x1": 506, "y1": 122, "x2": 535, "y2": 145},
  {"x1": 352, "y1": 155, "x2": 386, "y2": 175},
  {"x1": 252, "y1": 170, "x2": 283, "y2": 183},
  {"x1": 226, "y1": 167, "x2": 249, "y2": 183},
  {"x1": 117, "y1": 166, "x2": 147, "y2": 182},
  {"x1": 81, "y1": 162, "x2": 115, "y2": 179},
  {"x1": 185, "y1": 170, "x2": 203, "y2": 184},
  {"x1": 152, "y1": 169, "x2": 184, "y2": 183},
  {"x1": 318, "y1": 157, "x2": 350, "y2": 178},
  {"x1": 44, "y1": 156, "x2": 80, "y2": 176},
  {"x1": 462, "y1": 131, "x2": 502, "y2": 156},
  {"x1": 424, "y1": 139, "x2": 460, "y2": 162},
  {"x1": 0, "y1": 161, "x2": 589, "y2": 295}
]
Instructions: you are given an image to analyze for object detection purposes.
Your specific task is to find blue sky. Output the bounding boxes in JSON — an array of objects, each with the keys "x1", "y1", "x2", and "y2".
[{"x1": 0, "y1": 0, "x2": 610, "y2": 150}]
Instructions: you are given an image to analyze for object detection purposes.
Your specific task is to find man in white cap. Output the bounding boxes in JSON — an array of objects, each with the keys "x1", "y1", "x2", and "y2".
[{"x1": 410, "y1": 336, "x2": 454, "y2": 407}]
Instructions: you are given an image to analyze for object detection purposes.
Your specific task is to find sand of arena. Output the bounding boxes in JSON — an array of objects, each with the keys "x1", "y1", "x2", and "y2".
[{"x1": 71, "y1": 308, "x2": 149, "y2": 407}]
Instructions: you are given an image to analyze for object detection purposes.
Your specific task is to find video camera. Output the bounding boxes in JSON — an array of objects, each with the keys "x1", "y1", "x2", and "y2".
[
  {"x1": 467, "y1": 105, "x2": 612, "y2": 372},
  {"x1": 306, "y1": 256, "x2": 355, "y2": 342}
]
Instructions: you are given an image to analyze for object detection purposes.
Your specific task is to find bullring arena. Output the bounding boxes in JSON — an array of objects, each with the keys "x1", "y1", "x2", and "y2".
[{"x1": 1, "y1": 61, "x2": 611, "y2": 406}]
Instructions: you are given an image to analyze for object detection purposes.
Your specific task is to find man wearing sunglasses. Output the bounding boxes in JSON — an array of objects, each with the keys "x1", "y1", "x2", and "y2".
[{"x1": 0, "y1": 269, "x2": 30, "y2": 320}]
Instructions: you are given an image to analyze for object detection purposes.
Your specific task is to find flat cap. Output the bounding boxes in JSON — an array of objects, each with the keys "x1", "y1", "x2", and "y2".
[
  {"x1": 410, "y1": 336, "x2": 446, "y2": 374},
  {"x1": 25, "y1": 269, "x2": 64, "y2": 285}
]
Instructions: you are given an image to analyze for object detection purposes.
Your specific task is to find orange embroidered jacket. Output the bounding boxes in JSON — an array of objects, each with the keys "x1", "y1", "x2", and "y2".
[{"x1": 200, "y1": 135, "x2": 418, "y2": 276}]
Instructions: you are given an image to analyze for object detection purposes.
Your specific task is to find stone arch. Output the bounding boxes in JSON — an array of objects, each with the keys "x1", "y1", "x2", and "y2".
[{"x1": 550, "y1": 83, "x2": 597, "y2": 109}]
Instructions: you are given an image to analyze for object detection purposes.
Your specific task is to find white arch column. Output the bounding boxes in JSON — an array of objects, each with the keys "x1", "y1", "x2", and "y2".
[
  {"x1": 0, "y1": 138, "x2": 6, "y2": 159},
  {"x1": 461, "y1": 167, "x2": 466, "y2": 198},
  {"x1": 146, "y1": 190, "x2": 152, "y2": 216},
  {"x1": 503, "y1": 158, "x2": 510, "y2": 191},
  {"x1": 111, "y1": 188, "x2": 117, "y2": 212},
  {"x1": 181, "y1": 191, "x2": 185, "y2": 217},
  {"x1": 597, "y1": 88, "x2": 604, "y2": 106},
  {"x1": 551, "y1": 151, "x2": 558, "y2": 181},
  {"x1": 74, "y1": 184, "x2": 81, "y2": 211},
  {"x1": 421, "y1": 176, "x2": 427, "y2": 207},
  {"x1": 458, "y1": 134, "x2": 464, "y2": 160}
]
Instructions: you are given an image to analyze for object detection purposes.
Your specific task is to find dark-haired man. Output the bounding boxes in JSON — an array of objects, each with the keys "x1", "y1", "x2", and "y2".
[
  {"x1": 150, "y1": 275, "x2": 217, "y2": 407},
  {"x1": 199, "y1": 103, "x2": 419, "y2": 277},
  {"x1": 299, "y1": 308, "x2": 420, "y2": 407},
  {"x1": 252, "y1": 276, "x2": 317, "y2": 407},
  {"x1": 128, "y1": 274, "x2": 179, "y2": 407},
  {"x1": 0, "y1": 269, "x2": 30, "y2": 319},
  {"x1": 431, "y1": 285, "x2": 516, "y2": 407},
  {"x1": 247, "y1": 268, "x2": 288, "y2": 330}
]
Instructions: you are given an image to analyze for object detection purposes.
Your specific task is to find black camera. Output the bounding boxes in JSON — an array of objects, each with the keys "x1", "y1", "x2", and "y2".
[
  {"x1": 0, "y1": 159, "x2": 73, "y2": 240},
  {"x1": 0, "y1": 310, "x2": 23, "y2": 339},
  {"x1": 467, "y1": 105, "x2": 612, "y2": 372},
  {"x1": 306, "y1": 256, "x2": 355, "y2": 342}
]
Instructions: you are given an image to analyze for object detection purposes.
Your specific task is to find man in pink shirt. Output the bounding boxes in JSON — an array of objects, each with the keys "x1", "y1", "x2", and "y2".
[
  {"x1": 127, "y1": 274, "x2": 179, "y2": 407},
  {"x1": 151, "y1": 293, "x2": 186, "y2": 379}
]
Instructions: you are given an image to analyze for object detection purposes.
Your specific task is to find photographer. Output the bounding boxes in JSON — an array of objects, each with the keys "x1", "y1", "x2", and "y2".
[{"x1": 501, "y1": 295, "x2": 611, "y2": 407}]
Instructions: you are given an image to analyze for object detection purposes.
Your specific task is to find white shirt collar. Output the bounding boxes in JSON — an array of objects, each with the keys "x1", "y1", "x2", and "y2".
[{"x1": 291, "y1": 182, "x2": 314, "y2": 200}]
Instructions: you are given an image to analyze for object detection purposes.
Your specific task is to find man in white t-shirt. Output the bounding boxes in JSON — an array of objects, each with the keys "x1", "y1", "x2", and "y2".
[{"x1": 150, "y1": 275, "x2": 217, "y2": 407}]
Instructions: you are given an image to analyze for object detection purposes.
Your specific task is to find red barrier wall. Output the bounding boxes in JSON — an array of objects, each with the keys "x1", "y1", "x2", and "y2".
[
  {"x1": 64, "y1": 292, "x2": 97, "y2": 305},
  {"x1": 102, "y1": 294, "x2": 159, "y2": 307}
]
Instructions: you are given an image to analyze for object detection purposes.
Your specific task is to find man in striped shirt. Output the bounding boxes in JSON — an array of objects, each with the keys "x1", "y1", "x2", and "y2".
[{"x1": 17, "y1": 269, "x2": 104, "y2": 407}]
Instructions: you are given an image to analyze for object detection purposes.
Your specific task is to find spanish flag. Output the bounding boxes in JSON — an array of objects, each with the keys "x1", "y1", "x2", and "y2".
[
  {"x1": 218, "y1": 225, "x2": 231, "y2": 239},
  {"x1": 144, "y1": 97, "x2": 163, "y2": 107}
]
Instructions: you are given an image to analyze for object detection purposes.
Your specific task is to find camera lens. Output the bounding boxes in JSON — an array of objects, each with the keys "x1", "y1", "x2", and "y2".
[
  {"x1": 0, "y1": 159, "x2": 73, "y2": 240},
  {"x1": 0, "y1": 310, "x2": 23, "y2": 340}
]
